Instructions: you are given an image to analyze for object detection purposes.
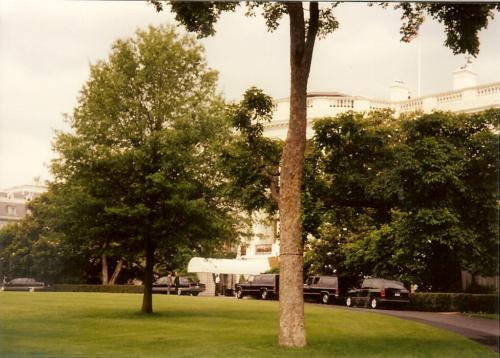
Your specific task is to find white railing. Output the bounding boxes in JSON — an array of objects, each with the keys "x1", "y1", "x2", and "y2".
[
  {"x1": 369, "y1": 101, "x2": 391, "y2": 110},
  {"x1": 477, "y1": 83, "x2": 500, "y2": 96},
  {"x1": 268, "y1": 82, "x2": 500, "y2": 135},
  {"x1": 400, "y1": 99, "x2": 423, "y2": 112},
  {"x1": 437, "y1": 92, "x2": 462, "y2": 103},
  {"x1": 329, "y1": 98, "x2": 355, "y2": 108}
]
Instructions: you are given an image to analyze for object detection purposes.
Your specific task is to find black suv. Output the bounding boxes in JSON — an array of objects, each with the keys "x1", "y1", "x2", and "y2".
[
  {"x1": 303, "y1": 275, "x2": 340, "y2": 304},
  {"x1": 346, "y1": 278, "x2": 410, "y2": 309},
  {"x1": 235, "y1": 274, "x2": 279, "y2": 300}
]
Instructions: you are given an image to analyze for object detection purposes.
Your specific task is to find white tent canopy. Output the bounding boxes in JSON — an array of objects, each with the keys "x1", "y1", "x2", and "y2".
[{"x1": 187, "y1": 257, "x2": 270, "y2": 275}]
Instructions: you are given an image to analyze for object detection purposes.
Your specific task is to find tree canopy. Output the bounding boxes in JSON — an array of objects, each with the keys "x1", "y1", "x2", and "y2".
[
  {"x1": 51, "y1": 25, "x2": 239, "y2": 313},
  {"x1": 151, "y1": 0, "x2": 499, "y2": 347},
  {"x1": 303, "y1": 109, "x2": 499, "y2": 292}
]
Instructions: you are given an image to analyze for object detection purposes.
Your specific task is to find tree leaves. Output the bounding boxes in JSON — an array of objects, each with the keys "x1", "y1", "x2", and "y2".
[{"x1": 303, "y1": 109, "x2": 499, "y2": 291}]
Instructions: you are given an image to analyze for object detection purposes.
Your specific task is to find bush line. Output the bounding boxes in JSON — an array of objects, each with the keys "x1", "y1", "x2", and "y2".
[
  {"x1": 410, "y1": 293, "x2": 499, "y2": 313},
  {"x1": 46, "y1": 286, "x2": 498, "y2": 313}
]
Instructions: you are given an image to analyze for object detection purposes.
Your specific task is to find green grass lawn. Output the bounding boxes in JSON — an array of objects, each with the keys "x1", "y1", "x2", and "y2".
[{"x1": 0, "y1": 292, "x2": 494, "y2": 357}]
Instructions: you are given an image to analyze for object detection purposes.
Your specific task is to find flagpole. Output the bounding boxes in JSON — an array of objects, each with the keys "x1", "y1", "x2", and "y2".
[{"x1": 417, "y1": 32, "x2": 422, "y2": 97}]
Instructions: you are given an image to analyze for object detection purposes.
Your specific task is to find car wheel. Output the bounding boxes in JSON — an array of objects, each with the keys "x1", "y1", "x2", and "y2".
[
  {"x1": 236, "y1": 289, "x2": 243, "y2": 299},
  {"x1": 321, "y1": 293, "x2": 329, "y2": 304},
  {"x1": 192, "y1": 292, "x2": 199, "y2": 297},
  {"x1": 261, "y1": 290, "x2": 268, "y2": 300},
  {"x1": 346, "y1": 296, "x2": 353, "y2": 307},
  {"x1": 370, "y1": 297, "x2": 378, "y2": 309}
]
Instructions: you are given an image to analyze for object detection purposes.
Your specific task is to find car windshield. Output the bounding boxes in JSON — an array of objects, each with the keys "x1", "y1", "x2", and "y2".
[
  {"x1": 384, "y1": 280, "x2": 406, "y2": 289},
  {"x1": 255, "y1": 275, "x2": 275, "y2": 284},
  {"x1": 10, "y1": 278, "x2": 35, "y2": 284},
  {"x1": 180, "y1": 277, "x2": 191, "y2": 285},
  {"x1": 154, "y1": 277, "x2": 169, "y2": 285},
  {"x1": 362, "y1": 279, "x2": 383, "y2": 289},
  {"x1": 321, "y1": 276, "x2": 337, "y2": 286}
]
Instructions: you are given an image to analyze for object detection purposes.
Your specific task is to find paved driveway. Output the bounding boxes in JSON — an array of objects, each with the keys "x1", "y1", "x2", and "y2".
[{"x1": 327, "y1": 305, "x2": 500, "y2": 352}]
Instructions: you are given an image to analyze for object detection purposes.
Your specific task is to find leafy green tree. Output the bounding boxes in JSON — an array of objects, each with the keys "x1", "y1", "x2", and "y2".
[
  {"x1": 52, "y1": 25, "x2": 238, "y2": 313},
  {"x1": 0, "y1": 193, "x2": 93, "y2": 284},
  {"x1": 0, "y1": 223, "x2": 33, "y2": 281},
  {"x1": 395, "y1": 3, "x2": 499, "y2": 56},
  {"x1": 149, "y1": 1, "x2": 498, "y2": 346},
  {"x1": 222, "y1": 87, "x2": 282, "y2": 214},
  {"x1": 302, "y1": 111, "x2": 398, "y2": 285},
  {"x1": 305, "y1": 109, "x2": 499, "y2": 292},
  {"x1": 40, "y1": 183, "x2": 134, "y2": 285},
  {"x1": 387, "y1": 110, "x2": 499, "y2": 291}
]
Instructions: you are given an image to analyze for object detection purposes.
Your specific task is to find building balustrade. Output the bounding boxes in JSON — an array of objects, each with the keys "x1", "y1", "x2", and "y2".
[
  {"x1": 266, "y1": 81, "x2": 500, "y2": 141},
  {"x1": 436, "y1": 93, "x2": 462, "y2": 103},
  {"x1": 477, "y1": 83, "x2": 500, "y2": 96}
]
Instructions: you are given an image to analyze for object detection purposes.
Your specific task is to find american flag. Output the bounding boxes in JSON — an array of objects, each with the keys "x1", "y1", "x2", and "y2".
[{"x1": 407, "y1": 32, "x2": 419, "y2": 42}]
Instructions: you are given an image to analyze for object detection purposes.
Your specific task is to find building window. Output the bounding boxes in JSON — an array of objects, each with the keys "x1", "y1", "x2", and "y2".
[
  {"x1": 255, "y1": 245, "x2": 272, "y2": 255},
  {"x1": 240, "y1": 245, "x2": 247, "y2": 256},
  {"x1": 7, "y1": 206, "x2": 17, "y2": 216}
]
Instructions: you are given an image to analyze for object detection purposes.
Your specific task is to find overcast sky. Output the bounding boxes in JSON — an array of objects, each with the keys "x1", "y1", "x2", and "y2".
[{"x1": 0, "y1": 1, "x2": 499, "y2": 189}]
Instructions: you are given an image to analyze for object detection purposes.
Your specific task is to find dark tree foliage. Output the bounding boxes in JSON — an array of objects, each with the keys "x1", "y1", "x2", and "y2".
[
  {"x1": 303, "y1": 109, "x2": 499, "y2": 292},
  {"x1": 0, "y1": 193, "x2": 94, "y2": 284},
  {"x1": 397, "y1": 3, "x2": 499, "y2": 56},
  {"x1": 222, "y1": 87, "x2": 282, "y2": 214}
]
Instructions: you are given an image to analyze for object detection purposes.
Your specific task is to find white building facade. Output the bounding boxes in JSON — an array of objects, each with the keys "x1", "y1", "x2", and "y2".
[
  {"x1": 238, "y1": 66, "x2": 500, "y2": 261},
  {"x1": 0, "y1": 185, "x2": 46, "y2": 229}
]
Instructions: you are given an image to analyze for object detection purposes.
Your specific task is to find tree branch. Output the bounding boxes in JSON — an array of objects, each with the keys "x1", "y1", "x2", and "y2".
[
  {"x1": 269, "y1": 170, "x2": 280, "y2": 204},
  {"x1": 304, "y1": 2, "x2": 319, "y2": 77},
  {"x1": 286, "y1": 2, "x2": 306, "y2": 67},
  {"x1": 109, "y1": 258, "x2": 124, "y2": 285}
]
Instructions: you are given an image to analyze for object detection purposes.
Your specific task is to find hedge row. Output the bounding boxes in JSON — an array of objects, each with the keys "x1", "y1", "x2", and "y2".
[
  {"x1": 50, "y1": 284, "x2": 144, "y2": 294},
  {"x1": 43, "y1": 286, "x2": 499, "y2": 313},
  {"x1": 410, "y1": 293, "x2": 499, "y2": 313}
]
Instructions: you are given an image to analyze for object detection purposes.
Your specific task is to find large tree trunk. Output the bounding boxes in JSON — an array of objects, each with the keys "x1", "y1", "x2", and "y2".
[
  {"x1": 141, "y1": 238, "x2": 155, "y2": 313},
  {"x1": 278, "y1": 2, "x2": 318, "y2": 348},
  {"x1": 109, "y1": 258, "x2": 124, "y2": 285},
  {"x1": 101, "y1": 254, "x2": 109, "y2": 285}
]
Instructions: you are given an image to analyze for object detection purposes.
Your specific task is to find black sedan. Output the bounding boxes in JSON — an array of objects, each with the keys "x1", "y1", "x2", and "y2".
[
  {"x1": 1, "y1": 278, "x2": 47, "y2": 292},
  {"x1": 346, "y1": 278, "x2": 410, "y2": 309},
  {"x1": 153, "y1": 276, "x2": 205, "y2": 296}
]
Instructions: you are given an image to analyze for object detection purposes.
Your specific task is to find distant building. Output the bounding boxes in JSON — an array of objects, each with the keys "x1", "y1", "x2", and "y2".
[
  {"x1": 264, "y1": 64, "x2": 500, "y2": 140},
  {"x1": 0, "y1": 185, "x2": 46, "y2": 229},
  {"x1": 239, "y1": 65, "x2": 500, "y2": 260}
]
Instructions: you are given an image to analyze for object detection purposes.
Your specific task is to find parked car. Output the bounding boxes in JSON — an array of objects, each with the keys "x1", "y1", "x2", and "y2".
[
  {"x1": 153, "y1": 276, "x2": 205, "y2": 296},
  {"x1": 303, "y1": 275, "x2": 341, "y2": 304},
  {"x1": 346, "y1": 278, "x2": 410, "y2": 309},
  {"x1": 235, "y1": 274, "x2": 279, "y2": 300},
  {"x1": 1, "y1": 278, "x2": 47, "y2": 292}
]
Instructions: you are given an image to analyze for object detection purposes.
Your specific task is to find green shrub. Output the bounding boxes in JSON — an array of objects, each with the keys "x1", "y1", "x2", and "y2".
[
  {"x1": 50, "y1": 284, "x2": 143, "y2": 294},
  {"x1": 410, "y1": 293, "x2": 498, "y2": 313},
  {"x1": 265, "y1": 267, "x2": 280, "y2": 274}
]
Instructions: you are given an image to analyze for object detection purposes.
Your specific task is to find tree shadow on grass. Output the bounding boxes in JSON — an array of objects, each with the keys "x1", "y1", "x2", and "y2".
[{"x1": 86, "y1": 307, "x2": 274, "y2": 324}]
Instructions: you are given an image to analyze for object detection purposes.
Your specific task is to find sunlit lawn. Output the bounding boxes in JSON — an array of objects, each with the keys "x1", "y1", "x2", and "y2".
[{"x1": 0, "y1": 292, "x2": 494, "y2": 357}]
